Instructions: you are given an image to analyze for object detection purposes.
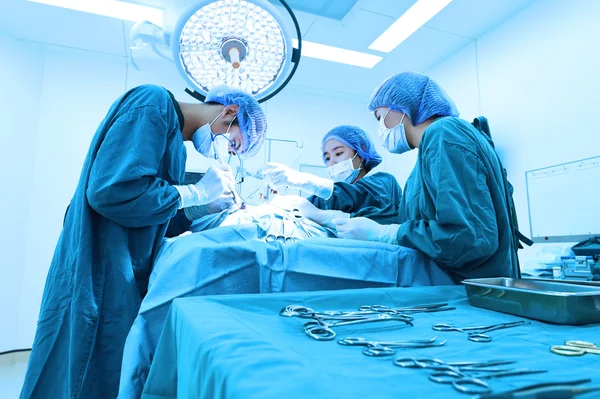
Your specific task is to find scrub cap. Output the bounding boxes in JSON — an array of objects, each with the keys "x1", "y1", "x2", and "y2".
[
  {"x1": 206, "y1": 86, "x2": 267, "y2": 158},
  {"x1": 322, "y1": 125, "x2": 382, "y2": 171},
  {"x1": 368, "y1": 72, "x2": 459, "y2": 125}
]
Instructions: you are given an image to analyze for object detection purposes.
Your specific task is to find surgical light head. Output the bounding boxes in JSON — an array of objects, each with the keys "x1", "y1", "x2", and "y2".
[
  {"x1": 368, "y1": 72, "x2": 459, "y2": 125},
  {"x1": 172, "y1": 0, "x2": 301, "y2": 103},
  {"x1": 322, "y1": 125, "x2": 382, "y2": 171}
]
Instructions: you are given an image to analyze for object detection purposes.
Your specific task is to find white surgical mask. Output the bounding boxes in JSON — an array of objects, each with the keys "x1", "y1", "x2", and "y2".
[
  {"x1": 378, "y1": 110, "x2": 412, "y2": 155},
  {"x1": 192, "y1": 112, "x2": 223, "y2": 158},
  {"x1": 328, "y1": 153, "x2": 362, "y2": 183}
]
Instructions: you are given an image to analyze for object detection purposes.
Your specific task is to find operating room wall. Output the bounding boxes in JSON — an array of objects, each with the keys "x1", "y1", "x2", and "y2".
[
  {"x1": 426, "y1": 0, "x2": 599, "y2": 265},
  {"x1": 0, "y1": 33, "x2": 44, "y2": 353}
]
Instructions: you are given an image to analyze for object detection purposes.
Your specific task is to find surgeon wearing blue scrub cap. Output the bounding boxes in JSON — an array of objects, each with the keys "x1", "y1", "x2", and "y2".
[
  {"x1": 20, "y1": 84, "x2": 267, "y2": 399},
  {"x1": 265, "y1": 125, "x2": 403, "y2": 228},
  {"x1": 334, "y1": 72, "x2": 522, "y2": 283}
]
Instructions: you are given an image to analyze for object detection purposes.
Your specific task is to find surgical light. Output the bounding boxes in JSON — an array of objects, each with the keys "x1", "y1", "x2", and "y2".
[
  {"x1": 369, "y1": 0, "x2": 453, "y2": 53},
  {"x1": 172, "y1": 0, "x2": 301, "y2": 103},
  {"x1": 27, "y1": 0, "x2": 164, "y2": 27}
]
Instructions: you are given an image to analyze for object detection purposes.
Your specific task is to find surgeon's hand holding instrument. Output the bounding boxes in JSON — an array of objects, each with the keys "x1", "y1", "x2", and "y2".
[
  {"x1": 174, "y1": 165, "x2": 236, "y2": 209},
  {"x1": 183, "y1": 193, "x2": 237, "y2": 220},
  {"x1": 295, "y1": 200, "x2": 349, "y2": 230},
  {"x1": 550, "y1": 340, "x2": 600, "y2": 356},
  {"x1": 263, "y1": 162, "x2": 335, "y2": 199},
  {"x1": 432, "y1": 320, "x2": 529, "y2": 342}
]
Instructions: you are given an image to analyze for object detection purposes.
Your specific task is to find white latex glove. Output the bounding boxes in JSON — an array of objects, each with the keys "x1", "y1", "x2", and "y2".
[
  {"x1": 263, "y1": 162, "x2": 334, "y2": 199},
  {"x1": 295, "y1": 199, "x2": 349, "y2": 229},
  {"x1": 333, "y1": 217, "x2": 400, "y2": 244},
  {"x1": 174, "y1": 164, "x2": 236, "y2": 209},
  {"x1": 183, "y1": 193, "x2": 236, "y2": 220}
]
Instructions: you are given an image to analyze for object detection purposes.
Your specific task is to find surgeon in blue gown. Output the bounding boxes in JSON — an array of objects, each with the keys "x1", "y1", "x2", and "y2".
[
  {"x1": 20, "y1": 84, "x2": 267, "y2": 399},
  {"x1": 263, "y1": 125, "x2": 402, "y2": 227},
  {"x1": 334, "y1": 72, "x2": 522, "y2": 283}
]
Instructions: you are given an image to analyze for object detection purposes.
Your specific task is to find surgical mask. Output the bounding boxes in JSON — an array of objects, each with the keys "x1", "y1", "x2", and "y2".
[
  {"x1": 378, "y1": 110, "x2": 411, "y2": 155},
  {"x1": 192, "y1": 112, "x2": 223, "y2": 158},
  {"x1": 328, "y1": 153, "x2": 362, "y2": 183}
]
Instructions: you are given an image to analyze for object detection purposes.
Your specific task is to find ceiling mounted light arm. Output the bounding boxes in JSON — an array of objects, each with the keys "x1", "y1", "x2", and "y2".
[{"x1": 174, "y1": 0, "x2": 302, "y2": 104}]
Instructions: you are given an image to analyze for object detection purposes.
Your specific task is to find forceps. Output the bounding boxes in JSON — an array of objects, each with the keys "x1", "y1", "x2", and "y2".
[
  {"x1": 265, "y1": 214, "x2": 295, "y2": 243},
  {"x1": 428, "y1": 367, "x2": 547, "y2": 394},
  {"x1": 358, "y1": 303, "x2": 455, "y2": 315},
  {"x1": 303, "y1": 313, "x2": 413, "y2": 341},
  {"x1": 394, "y1": 357, "x2": 545, "y2": 395},
  {"x1": 338, "y1": 336, "x2": 446, "y2": 357},
  {"x1": 280, "y1": 305, "x2": 413, "y2": 341},
  {"x1": 432, "y1": 320, "x2": 528, "y2": 342},
  {"x1": 550, "y1": 340, "x2": 600, "y2": 356}
]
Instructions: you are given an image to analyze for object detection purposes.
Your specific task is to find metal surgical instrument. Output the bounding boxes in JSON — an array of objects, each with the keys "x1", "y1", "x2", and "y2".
[
  {"x1": 338, "y1": 336, "x2": 446, "y2": 357},
  {"x1": 428, "y1": 367, "x2": 548, "y2": 394},
  {"x1": 265, "y1": 214, "x2": 295, "y2": 243},
  {"x1": 550, "y1": 340, "x2": 600, "y2": 356},
  {"x1": 393, "y1": 357, "x2": 545, "y2": 395},
  {"x1": 279, "y1": 305, "x2": 413, "y2": 341},
  {"x1": 303, "y1": 313, "x2": 413, "y2": 341},
  {"x1": 472, "y1": 379, "x2": 600, "y2": 399},
  {"x1": 358, "y1": 303, "x2": 456, "y2": 315},
  {"x1": 432, "y1": 320, "x2": 528, "y2": 342}
]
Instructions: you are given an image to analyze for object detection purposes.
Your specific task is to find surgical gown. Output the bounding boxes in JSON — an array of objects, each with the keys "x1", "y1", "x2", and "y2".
[
  {"x1": 309, "y1": 172, "x2": 402, "y2": 225},
  {"x1": 20, "y1": 85, "x2": 187, "y2": 399},
  {"x1": 396, "y1": 117, "x2": 518, "y2": 283}
]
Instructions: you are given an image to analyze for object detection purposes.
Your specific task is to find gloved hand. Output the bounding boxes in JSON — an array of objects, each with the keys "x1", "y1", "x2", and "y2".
[
  {"x1": 333, "y1": 217, "x2": 400, "y2": 244},
  {"x1": 295, "y1": 199, "x2": 349, "y2": 229},
  {"x1": 174, "y1": 164, "x2": 236, "y2": 209},
  {"x1": 263, "y1": 162, "x2": 334, "y2": 199},
  {"x1": 184, "y1": 193, "x2": 236, "y2": 220}
]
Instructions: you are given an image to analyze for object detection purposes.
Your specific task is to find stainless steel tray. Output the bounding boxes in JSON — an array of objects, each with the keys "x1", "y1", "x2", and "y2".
[
  {"x1": 525, "y1": 277, "x2": 600, "y2": 287},
  {"x1": 463, "y1": 278, "x2": 600, "y2": 325}
]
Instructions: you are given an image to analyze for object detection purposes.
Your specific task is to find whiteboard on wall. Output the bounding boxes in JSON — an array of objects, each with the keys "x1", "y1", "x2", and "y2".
[{"x1": 526, "y1": 156, "x2": 600, "y2": 242}]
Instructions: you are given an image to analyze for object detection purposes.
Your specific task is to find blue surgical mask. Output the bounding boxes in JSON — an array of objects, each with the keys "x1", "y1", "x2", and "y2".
[
  {"x1": 328, "y1": 153, "x2": 362, "y2": 183},
  {"x1": 192, "y1": 112, "x2": 223, "y2": 158},
  {"x1": 378, "y1": 110, "x2": 411, "y2": 155}
]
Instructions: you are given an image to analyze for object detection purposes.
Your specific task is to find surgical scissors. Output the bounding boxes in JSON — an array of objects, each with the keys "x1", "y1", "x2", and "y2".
[
  {"x1": 394, "y1": 357, "x2": 545, "y2": 395},
  {"x1": 550, "y1": 340, "x2": 600, "y2": 356},
  {"x1": 432, "y1": 320, "x2": 528, "y2": 342},
  {"x1": 338, "y1": 336, "x2": 446, "y2": 357}
]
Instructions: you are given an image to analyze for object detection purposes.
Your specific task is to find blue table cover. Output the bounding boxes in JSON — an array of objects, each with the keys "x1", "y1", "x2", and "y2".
[
  {"x1": 141, "y1": 285, "x2": 600, "y2": 399},
  {"x1": 119, "y1": 224, "x2": 455, "y2": 398}
]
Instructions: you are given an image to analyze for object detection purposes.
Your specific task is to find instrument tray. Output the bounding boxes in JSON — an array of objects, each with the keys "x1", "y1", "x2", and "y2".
[{"x1": 463, "y1": 278, "x2": 600, "y2": 325}]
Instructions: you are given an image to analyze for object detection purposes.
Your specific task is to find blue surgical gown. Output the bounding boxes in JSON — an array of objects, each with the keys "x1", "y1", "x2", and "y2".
[
  {"x1": 309, "y1": 172, "x2": 402, "y2": 225},
  {"x1": 20, "y1": 85, "x2": 187, "y2": 399},
  {"x1": 396, "y1": 117, "x2": 518, "y2": 283}
]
